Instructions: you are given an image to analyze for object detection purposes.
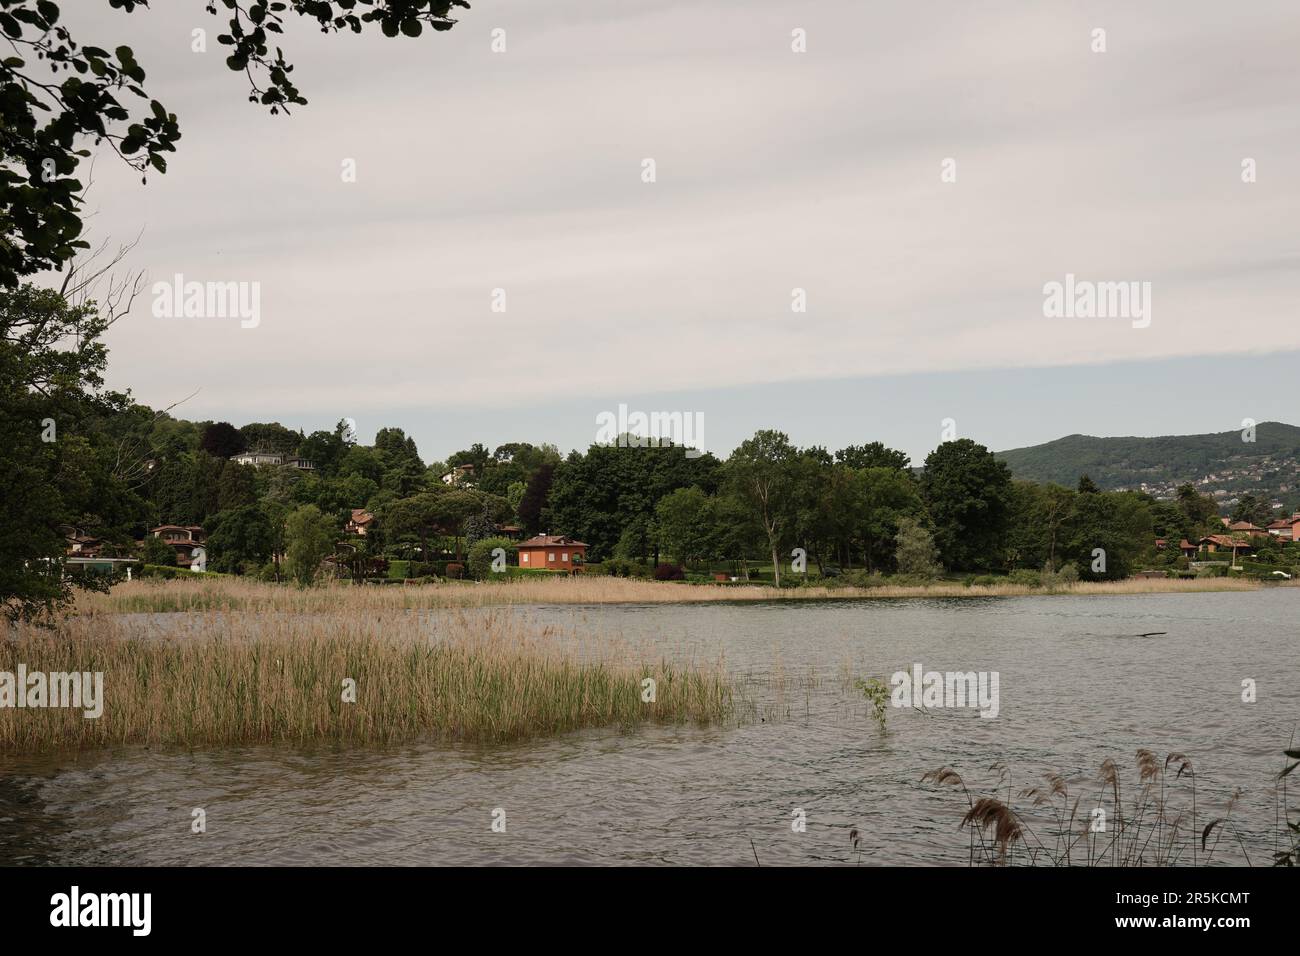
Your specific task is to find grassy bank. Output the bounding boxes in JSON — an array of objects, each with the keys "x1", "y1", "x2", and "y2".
[
  {"x1": 0, "y1": 611, "x2": 731, "y2": 753},
  {"x1": 72, "y1": 573, "x2": 1275, "y2": 615}
]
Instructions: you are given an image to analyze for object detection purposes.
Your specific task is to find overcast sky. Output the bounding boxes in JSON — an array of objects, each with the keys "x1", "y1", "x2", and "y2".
[{"x1": 63, "y1": 0, "x2": 1300, "y2": 463}]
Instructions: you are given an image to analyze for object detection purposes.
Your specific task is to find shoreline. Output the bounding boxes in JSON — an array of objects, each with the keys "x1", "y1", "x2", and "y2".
[{"x1": 71, "y1": 574, "x2": 1286, "y2": 616}]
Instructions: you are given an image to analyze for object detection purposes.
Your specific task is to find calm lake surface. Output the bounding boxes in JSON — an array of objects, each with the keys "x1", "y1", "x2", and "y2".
[{"x1": 2, "y1": 590, "x2": 1296, "y2": 865}]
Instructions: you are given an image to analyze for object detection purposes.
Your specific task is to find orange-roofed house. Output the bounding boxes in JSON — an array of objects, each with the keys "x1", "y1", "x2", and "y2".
[
  {"x1": 1266, "y1": 517, "x2": 1295, "y2": 541},
  {"x1": 345, "y1": 509, "x2": 374, "y2": 536},
  {"x1": 516, "y1": 534, "x2": 588, "y2": 572},
  {"x1": 1227, "y1": 520, "x2": 1268, "y2": 538},
  {"x1": 1198, "y1": 534, "x2": 1254, "y2": 559}
]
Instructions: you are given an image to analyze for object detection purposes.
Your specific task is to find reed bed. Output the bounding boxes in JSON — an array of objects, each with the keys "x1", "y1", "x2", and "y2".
[
  {"x1": 913, "y1": 749, "x2": 1292, "y2": 866},
  {"x1": 73, "y1": 574, "x2": 1270, "y2": 616},
  {"x1": 0, "y1": 610, "x2": 732, "y2": 753}
]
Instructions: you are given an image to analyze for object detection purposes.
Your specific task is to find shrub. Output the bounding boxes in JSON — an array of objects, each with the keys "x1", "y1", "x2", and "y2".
[
  {"x1": 599, "y1": 558, "x2": 650, "y2": 578},
  {"x1": 894, "y1": 517, "x2": 942, "y2": 579},
  {"x1": 140, "y1": 563, "x2": 186, "y2": 579},
  {"x1": 467, "y1": 537, "x2": 516, "y2": 580},
  {"x1": 653, "y1": 562, "x2": 685, "y2": 581},
  {"x1": 507, "y1": 567, "x2": 564, "y2": 578},
  {"x1": 138, "y1": 536, "x2": 176, "y2": 567},
  {"x1": 445, "y1": 563, "x2": 464, "y2": 580}
]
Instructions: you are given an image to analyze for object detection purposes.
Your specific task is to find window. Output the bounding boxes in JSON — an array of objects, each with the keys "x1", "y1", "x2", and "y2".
[
  {"x1": 549, "y1": 552, "x2": 555, "y2": 562},
  {"x1": 561, "y1": 553, "x2": 568, "y2": 561},
  {"x1": 522, "y1": 553, "x2": 529, "y2": 563}
]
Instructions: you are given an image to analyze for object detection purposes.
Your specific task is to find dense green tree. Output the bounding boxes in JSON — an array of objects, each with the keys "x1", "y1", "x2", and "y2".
[
  {"x1": 506, "y1": 481, "x2": 526, "y2": 517},
  {"x1": 337, "y1": 444, "x2": 385, "y2": 484},
  {"x1": 920, "y1": 439, "x2": 1013, "y2": 572},
  {"x1": 138, "y1": 534, "x2": 175, "y2": 567},
  {"x1": 374, "y1": 426, "x2": 426, "y2": 496},
  {"x1": 1176, "y1": 483, "x2": 1220, "y2": 537},
  {"x1": 655, "y1": 487, "x2": 716, "y2": 567},
  {"x1": 239, "y1": 421, "x2": 303, "y2": 454},
  {"x1": 1062, "y1": 491, "x2": 1153, "y2": 580},
  {"x1": 216, "y1": 460, "x2": 257, "y2": 512},
  {"x1": 1230, "y1": 493, "x2": 1270, "y2": 527},
  {"x1": 200, "y1": 421, "x2": 246, "y2": 459},
  {"x1": 284, "y1": 504, "x2": 336, "y2": 586},
  {"x1": 1006, "y1": 481, "x2": 1074, "y2": 571},
  {"x1": 725, "y1": 430, "x2": 797, "y2": 585},
  {"x1": 548, "y1": 442, "x2": 721, "y2": 560},
  {"x1": 0, "y1": 283, "x2": 144, "y2": 617},
  {"x1": 848, "y1": 466, "x2": 926, "y2": 572},
  {"x1": 206, "y1": 504, "x2": 274, "y2": 573},
  {"x1": 894, "y1": 516, "x2": 941, "y2": 578},
  {"x1": 518, "y1": 462, "x2": 554, "y2": 534},
  {"x1": 298, "y1": 423, "x2": 353, "y2": 477},
  {"x1": 835, "y1": 442, "x2": 910, "y2": 472},
  {"x1": 377, "y1": 493, "x2": 443, "y2": 561}
]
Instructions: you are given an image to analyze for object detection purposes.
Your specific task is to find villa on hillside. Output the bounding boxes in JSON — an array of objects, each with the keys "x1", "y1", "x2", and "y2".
[
  {"x1": 230, "y1": 450, "x2": 315, "y2": 470},
  {"x1": 1267, "y1": 515, "x2": 1300, "y2": 541},
  {"x1": 65, "y1": 528, "x2": 103, "y2": 558},
  {"x1": 149, "y1": 525, "x2": 208, "y2": 565},
  {"x1": 517, "y1": 534, "x2": 587, "y2": 572},
  {"x1": 1198, "y1": 534, "x2": 1255, "y2": 558},
  {"x1": 345, "y1": 509, "x2": 374, "y2": 536},
  {"x1": 440, "y1": 463, "x2": 476, "y2": 487},
  {"x1": 1227, "y1": 520, "x2": 1268, "y2": 537}
]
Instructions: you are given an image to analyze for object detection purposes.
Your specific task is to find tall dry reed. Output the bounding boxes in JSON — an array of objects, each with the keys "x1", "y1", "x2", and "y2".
[
  {"x1": 72, "y1": 574, "x2": 1270, "y2": 616},
  {"x1": 0, "y1": 610, "x2": 732, "y2": 752}
]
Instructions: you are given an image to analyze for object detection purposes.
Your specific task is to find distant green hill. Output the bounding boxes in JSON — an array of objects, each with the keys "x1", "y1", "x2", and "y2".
[{"x1": 995, "y1": 422, "x2": 1300, "y2": 510}]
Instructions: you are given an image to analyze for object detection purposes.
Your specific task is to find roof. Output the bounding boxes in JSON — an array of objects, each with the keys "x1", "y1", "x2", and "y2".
[
  {"x1": 1202, "y1": 534, "x2": 1251, "y2": 548},
  {"x1": 1228, "y1": 521, "x2": 1263, "y2": 531},
  {"x1": 1267, "y1": 519, "x2": 1293, "y2": 529},
  {"x1": 349, "y1": 509, "x2": 374, "y2": 523},
  {"x1": 517, "y1": 535, "x2": 588, "y2": 548}
]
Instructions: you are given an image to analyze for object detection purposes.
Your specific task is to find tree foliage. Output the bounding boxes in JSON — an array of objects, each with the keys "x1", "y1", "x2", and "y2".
[{"x1": 0, "y1": 0, "x2": 466, "y2": 286}]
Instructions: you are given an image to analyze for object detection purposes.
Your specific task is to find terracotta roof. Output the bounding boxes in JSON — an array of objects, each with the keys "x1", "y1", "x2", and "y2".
[
  {"x1": 1229, "y1": 521, "x2": 1263, "y2": 532},
  {"x1": 1267, "y1": 519, "x2": 1293, "y2": 529},
  {"x1": 517, "y1": 535, "x2": 588, "y2": 548},
  {"x1": 349, "y1": 509, "x2": 374, "y2": 523},
  {"x1": 1202, "y1": 534, "x2": 1251, "y2": 548},
  {"x1": 1179, "y1": 539, "x2": 1194, "y2": 549}
]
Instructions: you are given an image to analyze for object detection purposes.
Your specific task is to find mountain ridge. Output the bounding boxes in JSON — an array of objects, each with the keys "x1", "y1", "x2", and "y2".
[{"x1": 995, "y1": 421, "x2": 1300, "y2": 512}]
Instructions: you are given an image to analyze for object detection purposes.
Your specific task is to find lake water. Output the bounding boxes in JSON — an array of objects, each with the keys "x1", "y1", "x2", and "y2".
[{"x1": 1, "y1": 591, "x2": 1296, "y2": 865}]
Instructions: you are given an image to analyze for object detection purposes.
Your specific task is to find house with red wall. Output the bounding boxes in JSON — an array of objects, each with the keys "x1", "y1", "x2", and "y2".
[{"x1": 516, "y1": 534, "x2": 587, "y2": 572}]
